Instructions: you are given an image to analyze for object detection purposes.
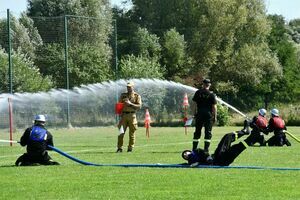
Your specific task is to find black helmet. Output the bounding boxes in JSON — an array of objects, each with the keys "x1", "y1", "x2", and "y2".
[
  {"x1": 202, "y1": 79, "x2": 211, "y2": 84},
  {"x1": 181, "y1": 150, "x2": 192, "y2": 160}
]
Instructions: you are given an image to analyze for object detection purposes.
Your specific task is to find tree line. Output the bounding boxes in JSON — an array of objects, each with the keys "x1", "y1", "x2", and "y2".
[{"x1": 0, "y1": 0, "x2": 299, "y2": 112}]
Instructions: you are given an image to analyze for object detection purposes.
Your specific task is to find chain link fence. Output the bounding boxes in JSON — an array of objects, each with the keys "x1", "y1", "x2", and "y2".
[{"x1": 0, "y1": 10, "x2": 194, "y2": 132}]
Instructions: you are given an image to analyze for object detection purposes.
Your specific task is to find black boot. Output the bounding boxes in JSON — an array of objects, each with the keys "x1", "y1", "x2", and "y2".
[
  {"x1": 15, "y1": 154, "x2": 26, "y2": 166},
  {"x1": 192, "y1": 141, "x2": 199, "y2": 150},
  {"x1": 204, "y1": 141, "x2": 210, "y2": 154}
]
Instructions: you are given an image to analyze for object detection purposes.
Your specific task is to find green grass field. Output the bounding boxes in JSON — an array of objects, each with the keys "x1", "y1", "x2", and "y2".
[{"x1": 1, "y1": 126, "x2": 300, "y2": 199}]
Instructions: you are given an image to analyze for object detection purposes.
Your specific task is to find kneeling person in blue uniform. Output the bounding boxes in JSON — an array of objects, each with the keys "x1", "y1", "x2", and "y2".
[
  {"x1": 15, "y1": 115, "x2": 59, "y2": 166},
  {"x1": 182, "y1": 129, "x2": 252, "y2": 166}
]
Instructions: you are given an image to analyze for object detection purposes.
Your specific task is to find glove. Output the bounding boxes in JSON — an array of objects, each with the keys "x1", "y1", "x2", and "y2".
[
  {"x1": 190, "y1": 162, "x2": 199, "y2": 168},
  {"x1": 206, "y1": 155, "x2": 213, "y2": 165}
]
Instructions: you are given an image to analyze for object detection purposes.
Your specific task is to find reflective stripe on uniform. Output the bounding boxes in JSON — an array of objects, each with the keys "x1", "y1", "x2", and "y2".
[
  {"x1": 241, "y1": 141, "x2": 248, "y2": 148},
  {"x1": 204, "y1": 139, "x2": 211, "y2": 143},
  {"x1": 193, "y1": 139, "x2": 200, "y2": 142},
  {"x1": 234, "y1": 132, "x2": 238, "y2": 141}
]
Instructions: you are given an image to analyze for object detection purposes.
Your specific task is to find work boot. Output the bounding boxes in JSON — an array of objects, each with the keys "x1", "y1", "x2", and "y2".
[
  {"x1": 116, "y1": 148, "x2": 123, "y2": 153},
  {"x1": 15, "y1": 154, "x2": 25, "y2": 166},
  {"x1": 241, "y1": 120, "x2": 251, "y2": 135},
  {"x1": 204, "y1": 149, "x2": 209, "y2": 156},
  {"x1": 241, "y1": 127, "x2": 250, "y2": 135},
  {"x1": 15, "y1": 158, "x2": 21, "y2": 166},
  {"x1": 192, "y1": 141, "x2": 199, "y2": 150},
  {"x1": 204, "y1": 141, "x2": 210, "y2": 154}
]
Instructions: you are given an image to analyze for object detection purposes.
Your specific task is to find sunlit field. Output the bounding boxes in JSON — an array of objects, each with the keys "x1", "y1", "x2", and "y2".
[{"x1": 1, "y1": 126, "x2": 300, "y2": 199}]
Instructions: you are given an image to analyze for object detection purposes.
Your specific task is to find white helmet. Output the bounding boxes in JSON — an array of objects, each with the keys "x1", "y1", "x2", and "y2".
[
  {"x1": 258, "y1": 108, "x2": 266, "y2": 116},
  {"x1": 34, "y1": 115, "x2": 46, "y2": 122},
  {"x1": 270, "y1": 108, "x2": 279, "y2": 116}
]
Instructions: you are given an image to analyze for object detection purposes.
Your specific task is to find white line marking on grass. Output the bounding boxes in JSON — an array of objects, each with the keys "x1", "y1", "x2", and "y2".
[
  {"x1": 0, "y1": 154, "x2": 20, "y2": 158},
  {"x1": 0, "y1": 139, "x2": 221, "y2": 158},
  {"x1": 63, "y1": 141, "x2": 192, "y2": 153}
]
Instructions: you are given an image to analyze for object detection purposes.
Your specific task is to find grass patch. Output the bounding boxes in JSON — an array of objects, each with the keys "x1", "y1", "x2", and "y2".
[{"x1": 1, "y1": 126, "x2": 300, "y2": 199}]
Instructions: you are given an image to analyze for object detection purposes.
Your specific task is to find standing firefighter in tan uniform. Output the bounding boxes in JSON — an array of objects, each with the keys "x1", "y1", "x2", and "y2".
[{"x1": 116, "y1": 82, "x2": 142, "y2": 152}]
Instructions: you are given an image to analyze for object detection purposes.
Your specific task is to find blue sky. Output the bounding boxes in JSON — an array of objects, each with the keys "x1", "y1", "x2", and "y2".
[{"x1": 0, "y1": 0, "x2": 299, "y2": 21}]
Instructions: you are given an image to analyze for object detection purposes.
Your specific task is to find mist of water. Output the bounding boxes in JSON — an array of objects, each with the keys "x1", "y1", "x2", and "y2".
[{"x1": 0, "y1": 78, "x2": 246, "y2": 128}]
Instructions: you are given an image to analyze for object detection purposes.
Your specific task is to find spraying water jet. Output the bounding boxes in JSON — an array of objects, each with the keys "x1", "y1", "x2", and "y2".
[{"x1": 0, "y1": 79, "x2": 246, "y2": 128}]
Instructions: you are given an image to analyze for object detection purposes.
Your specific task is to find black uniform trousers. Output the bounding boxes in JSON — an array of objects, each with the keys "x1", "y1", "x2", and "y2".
[
  {"x1": 213, "y1": 132, "x2": 248, "y2": 166},
  {"x1": 267, "y1": 132, "x2": 291, "y2": 146},
  {"x1": 15, "y1": 151, "x2": 59, "y2": 166},
  {"x1": 193, "y1": 114, "x2": 213, "y2": 151},
  {"x1": 247, "y1": 131, "x2": 266, "y2": 146}
]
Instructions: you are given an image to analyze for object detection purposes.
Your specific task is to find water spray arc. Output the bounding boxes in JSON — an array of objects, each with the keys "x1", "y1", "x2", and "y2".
[
  {"x1": 0, "y1": 139, "x2": 19, "y2": 144},
  {"x1": 215, "y1": 97, "x2": 247, "y2": 118},
  {"x1": 0, "y1": 79, "x2": 248, "y2": 129}
]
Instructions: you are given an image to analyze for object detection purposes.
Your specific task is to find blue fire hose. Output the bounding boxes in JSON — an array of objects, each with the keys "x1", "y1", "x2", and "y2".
[{"x1": 48, "y1": 145, "x2": 300, "y2": 171}]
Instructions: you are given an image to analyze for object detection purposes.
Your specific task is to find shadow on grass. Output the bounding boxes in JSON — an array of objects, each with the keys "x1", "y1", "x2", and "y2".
[
  {"x1": 249, "y1": 145, "x2": 269, "y2": 147},
  {"x1": 59, "y1": 145, "x2": 108, "y2": 148},
  {"x1": 73, "y1": 151, "x2": 117, "y2": 155},
  {"x1": 70, "y1": 151, "x2": 182, "y2": 155},
  {"x1": 0, "y1": 164, "x2": 16, "y2": 168},
  {"x1": 150, "y1": 151, "x2": 181, "y2": 154}
]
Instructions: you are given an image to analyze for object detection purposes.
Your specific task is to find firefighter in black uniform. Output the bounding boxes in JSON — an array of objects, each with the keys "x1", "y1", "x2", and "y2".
[
  {"x1": 192, "y1": 79, "x2": 217, "y2": 153},
  {"x1": 15, "y1": 115, "x2": 59, "y2": 166},
  {"x1": 247, "y1": 108, "x2": 268, "y2": 146},
  {"x1": 265, "y1": 109, "x2": 291, "y2": 146},
  {"x1": 182, "y1": 129, "x2": 251, "y2": 166}
]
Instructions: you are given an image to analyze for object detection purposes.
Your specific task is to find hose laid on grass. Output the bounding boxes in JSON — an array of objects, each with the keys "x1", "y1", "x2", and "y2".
[
  {"x1": 48, "y1": 145, "x2": 300, "y2": 171},
  {"x1": 284, "y1": 131, "x2": 300, "y2": 143},
  {"x1": 48, "y1": 145, "x2": 103, "y2": 166}
]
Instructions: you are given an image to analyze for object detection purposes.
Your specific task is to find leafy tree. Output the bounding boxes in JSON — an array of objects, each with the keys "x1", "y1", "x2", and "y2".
[
  {"x1": 35, "y1": 43, "x2": 112, "y2": 88},
  {"x1": 130, "y1": 0, "x2": 192, "y2": 38},
  {"x1": 27, "y1": 0, "x2": 112, "y2": 44},
  {"x1": 190, "y1": 0, "x2": 271, "y2": 75},
  {"x1": 267, "y1": 15, "x2": 300, "y2": 104},
  {"x1": 130, "y1": 27, "x2": 161, "y2": 59},
  {"x1": 162, "y1": 28, "x2": 187, "y2": 80},
  {"x1": 0, "y1": 49, "x2": 52, "y2": 93},
  {"x1": 18, "y1": 13, "x2": 43, "y2": 57},
  {"x1": 0, "y1": 14, "x2": 42, "y2": 60},
  {"x1": 112, "y1": 7, "x2": 140, "y2": 57},
  {"x1": 68, "y1": 43, "x2": 113, "y2": 86},
  {"x1": 228, "y1": 44, "x2": 281, "y2": 109},
  {"x1": 288, "y1": 19, "x2": 300, "y2": 44},
  {"x1": 118, "y1": 54, "x2": 164, "y2": 79},
  {"x1": 27, "y1": 0, "x2": 114, "y2": 88},
  {"x1": 34, "y1": 43, "x2": 65, "y2": 88}
]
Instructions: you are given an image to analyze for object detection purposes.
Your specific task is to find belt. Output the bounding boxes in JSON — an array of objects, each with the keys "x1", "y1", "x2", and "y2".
[{"x1": 123, "y1": 111, "x2": 135, "y2": 114}]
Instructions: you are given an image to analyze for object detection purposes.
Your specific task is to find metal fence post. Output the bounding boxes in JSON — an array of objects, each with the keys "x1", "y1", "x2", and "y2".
[
  {"x1": 7, "y1": 9, "x2": 12, "y2": 94},
  {"x1": 114, "y1": 19, "x2": 119, "y2": 123},
  {"x1": 64, "y1": 15, "x2": 71, "y2": 128}
]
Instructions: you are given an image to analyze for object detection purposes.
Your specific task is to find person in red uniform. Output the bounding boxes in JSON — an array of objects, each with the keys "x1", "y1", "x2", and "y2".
[
  {"x1": 15, "y1": 115, "x2": 59, "y2": 166},
  {"x1": 265, "y1": 109, "x2": 291, "y2": 146},
  {"x1": 247, "y1": 108, "x2": 268, "y2": 146}
]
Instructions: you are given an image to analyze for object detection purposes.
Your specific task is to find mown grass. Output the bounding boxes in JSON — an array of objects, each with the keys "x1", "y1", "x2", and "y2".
[{"x1": 1, "y1": 126, "x2": 300, "y2": 199}]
